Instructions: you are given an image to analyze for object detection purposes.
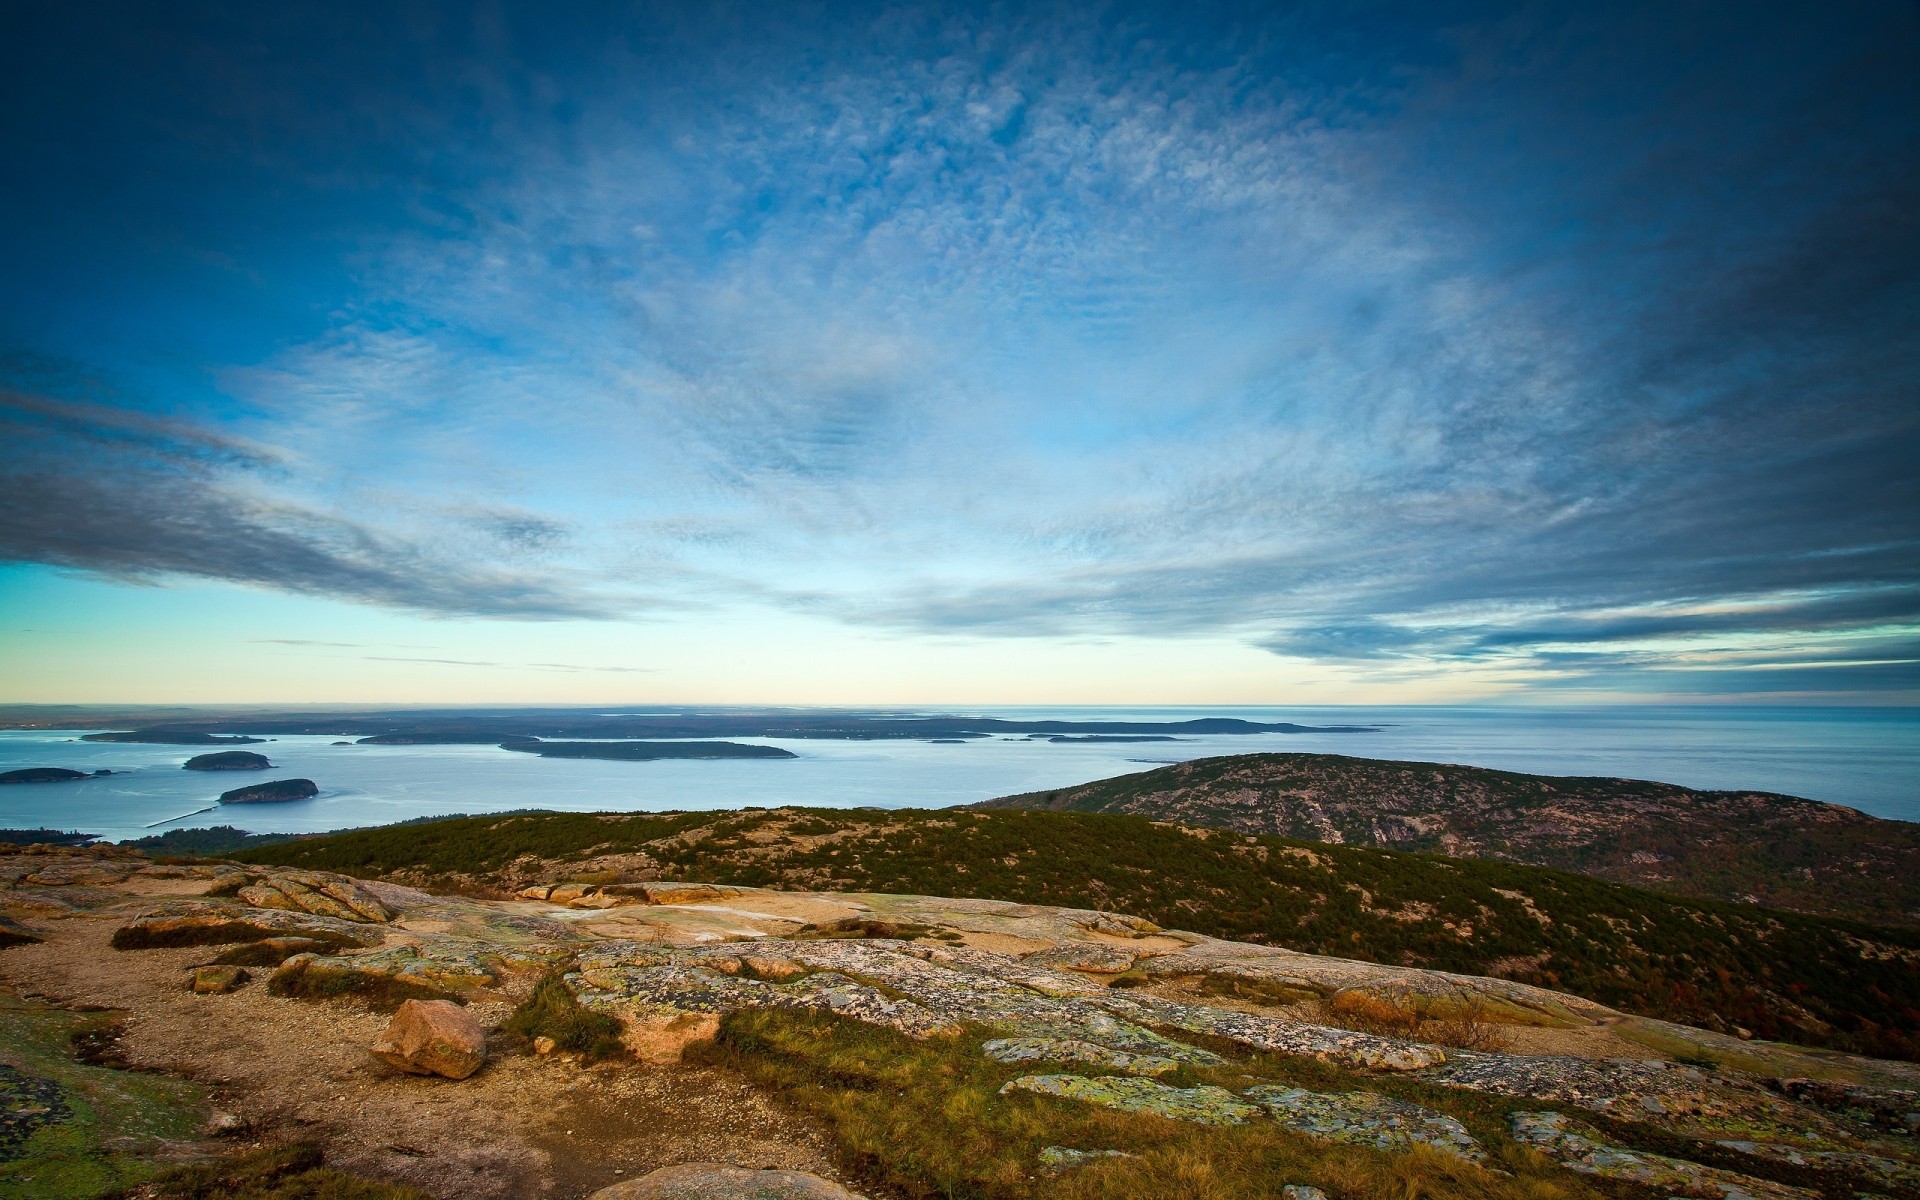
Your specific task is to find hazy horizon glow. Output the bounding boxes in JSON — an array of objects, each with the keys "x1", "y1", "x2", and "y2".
[{"x1": 2, "y1": 2, "x2": 1916, "y2": 705}]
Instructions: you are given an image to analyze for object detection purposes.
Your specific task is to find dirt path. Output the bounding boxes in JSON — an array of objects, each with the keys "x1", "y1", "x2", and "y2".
[{"x1": 0, "y1": 898, "x2": 855, "y2": 1199}]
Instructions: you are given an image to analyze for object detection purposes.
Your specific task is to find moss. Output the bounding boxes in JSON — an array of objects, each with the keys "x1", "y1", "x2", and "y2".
[{"x1": 0, "y1": 992, "x2": 205, "y2": 1199}]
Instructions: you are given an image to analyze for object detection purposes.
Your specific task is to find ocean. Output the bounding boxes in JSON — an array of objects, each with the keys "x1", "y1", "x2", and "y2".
[{"x1": 1, "y1": 705, "x2": 1914, "y2": 842}]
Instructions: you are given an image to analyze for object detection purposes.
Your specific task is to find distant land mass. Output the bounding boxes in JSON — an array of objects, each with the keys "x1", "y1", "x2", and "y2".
[
  {"x1": 978, "y1": 752, "x2": 1920, "y2": 928},
  {"x1": 498, "y1": 739, "x2": 797, "y2": 761},
  {"x1": 183, "y1": 751, "x2": 273, "y2": 770},
  {"x1": 219, "y1": 778, "x2": 318, "y2": 804},
  {"x1": 81, "y1": 730, "x2": 265, "y2": 745},
  {"x1": 0, "y1": 706, "x2": 1376, "y2": 743},
  {"x1": 0, "y1": 767, "x2": 98, "y2": 784}
]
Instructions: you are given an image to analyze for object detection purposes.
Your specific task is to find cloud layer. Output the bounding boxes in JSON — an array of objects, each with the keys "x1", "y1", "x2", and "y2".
[{"x1": 0, "y1": 1, "x2": 1914, "y2": 697}]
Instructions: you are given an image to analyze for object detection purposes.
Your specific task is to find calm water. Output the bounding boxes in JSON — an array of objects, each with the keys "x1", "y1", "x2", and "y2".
[{"x1": 1, "y1": 706, "x2": 1914, "y2": 842}]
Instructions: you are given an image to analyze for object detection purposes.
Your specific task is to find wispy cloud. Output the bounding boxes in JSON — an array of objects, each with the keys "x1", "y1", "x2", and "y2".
[
  {"x1": 1, "y1": 3, "x2": 1914, "y2": 698},
  {"x1": 0, "y1": 391, "x2": 622, "y2": 619}
]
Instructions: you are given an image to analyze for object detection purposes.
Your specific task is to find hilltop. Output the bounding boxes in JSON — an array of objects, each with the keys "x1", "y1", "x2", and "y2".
[
  {"x1": 978, "y1": 753, "x2": 1920, "y2": 928},
  {"x1": 6, "y1": 837, "x2": 1920, "y2": 1200},
  {"x1": 223, "y1": 805, "x2": 1920, "y2": 1061}
]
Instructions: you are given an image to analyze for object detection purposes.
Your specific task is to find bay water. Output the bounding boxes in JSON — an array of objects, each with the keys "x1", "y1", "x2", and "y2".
[{"x1": 0, "y1": 705, "x2": 1913, "y2": 842}]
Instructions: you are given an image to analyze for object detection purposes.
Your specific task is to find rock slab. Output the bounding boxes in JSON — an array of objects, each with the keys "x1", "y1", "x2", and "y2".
[
  {"x1": 1245, "y1": 1086, "x2": 1483, "y2": 1161},
  {"x1": 370, "y1": 999, "x2": 487, "y2": 1080},
  {"x1": 585, "y1": 1163, "x2": 867, "y2": 1199},
  {"x1": 1001, "y1": 1074, "x2": 1260, "y2": 1125}
]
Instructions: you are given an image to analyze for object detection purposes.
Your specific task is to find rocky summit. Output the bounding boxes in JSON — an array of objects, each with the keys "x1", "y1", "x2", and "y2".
[{"x1": 2, "y1": 840, "x2": 1919, "y2": 1199}]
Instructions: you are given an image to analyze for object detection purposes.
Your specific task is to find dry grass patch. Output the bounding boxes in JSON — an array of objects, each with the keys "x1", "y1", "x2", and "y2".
[{"x1": 697, "y1": 1008, "x2": 1629, "y2": 1200}]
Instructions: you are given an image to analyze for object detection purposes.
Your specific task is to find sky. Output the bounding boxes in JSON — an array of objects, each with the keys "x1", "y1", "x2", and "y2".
[{"x1": 0, "y1": 1, "x2": 1915, "y2": 706}]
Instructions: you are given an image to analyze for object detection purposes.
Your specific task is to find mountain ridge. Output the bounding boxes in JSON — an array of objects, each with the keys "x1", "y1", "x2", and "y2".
[{"x1": 974, "y1": 752, "x2": 1920, "y2": 928}]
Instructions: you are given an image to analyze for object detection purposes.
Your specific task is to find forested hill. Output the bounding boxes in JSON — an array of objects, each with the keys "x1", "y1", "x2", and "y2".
[
  {"x1": 976, "y1": 753, "x2": 1920, "y2": 928},
  {"x1": 224, "y1": 805, "x2": 1920, "y2": 1062}
]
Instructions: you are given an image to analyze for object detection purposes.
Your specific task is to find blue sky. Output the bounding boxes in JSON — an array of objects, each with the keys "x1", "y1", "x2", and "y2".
[{"x1": 1, "y1": 1, "x2": 1915, "y2": 704}]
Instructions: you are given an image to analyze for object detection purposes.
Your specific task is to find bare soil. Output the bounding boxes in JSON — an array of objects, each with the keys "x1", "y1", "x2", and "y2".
[{"x1": 0, "y1": 896, "x2": 860, "y2": 1200}]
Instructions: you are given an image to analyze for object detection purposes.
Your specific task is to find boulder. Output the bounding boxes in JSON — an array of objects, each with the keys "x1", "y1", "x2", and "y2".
[
  {"x1": 370, "y1": 999, "x2": 487, "y2": 1080},
  {"x1": 0, "y1": 914, "x2": 44, "y2": 946},
  {"x1": 111, "y1": 899, "x2": 382, "y2": 951},
  {"x1": 227, "y1": 869, "x2": 393, "y2": 922},
  {"x1": 584, "y1": 1163, "x2": 867, "y2": 1199},
  {"x1": 187, "y1": 965, "x2": 250, "y2": 994}
]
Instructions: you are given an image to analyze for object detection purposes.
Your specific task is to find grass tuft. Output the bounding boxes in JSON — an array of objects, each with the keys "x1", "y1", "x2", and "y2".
[{"x1": 501, "y1": 974, "x2": 627, "y2": 1061}]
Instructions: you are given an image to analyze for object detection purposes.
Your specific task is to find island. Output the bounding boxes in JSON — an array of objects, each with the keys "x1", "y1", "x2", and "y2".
[
  {"x1": 183, "y1": 751, "x2": 273, "y2": 771},
  {"x1": 1040, "y1": 734, "x2": 1181, "y2": 743},
  {"x1": 218, "y1": 778, "x2": 319, "y2": 804},
  {"x1": 0, "y1": 767, "x2": 101, "y2": 784},
  {"x1": 82, "y1": 730, "x2": 264, "y2": 745},
  {"x1": 498, "y1": 739, "x2": 796, "y2": 761}
]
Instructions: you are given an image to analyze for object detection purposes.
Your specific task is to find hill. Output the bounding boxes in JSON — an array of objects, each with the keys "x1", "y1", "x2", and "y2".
[
  {"x1": 228, "y1": 805, "x2": 1920, "y2": 1061},
  {"x1": 977, "y1": 753, "x2": 1920, "y2": 928}
]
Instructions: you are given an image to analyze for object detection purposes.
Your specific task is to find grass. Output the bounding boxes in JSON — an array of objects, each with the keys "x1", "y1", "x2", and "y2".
[
  {"x1": 130, "y1": 1144, "x2": 426, "y2": 1200},
  {"x1": 500, "y1": 974, "x2": 627, "y2": 1062},
  {"x1": 0, "y1": 992, "x2": 205, "y2": 1200},
  {"x1": 228, "y1": 806, "x2": 1920, "y2": 1061},
  {"x1": 696, "y1": 1007, "x2": 1654, "y2": 1200}
]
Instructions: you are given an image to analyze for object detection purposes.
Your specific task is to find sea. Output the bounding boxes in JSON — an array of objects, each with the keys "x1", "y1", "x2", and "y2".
[{"x1": 1, "y1": 705, "x2": 1914, "y2": 842}]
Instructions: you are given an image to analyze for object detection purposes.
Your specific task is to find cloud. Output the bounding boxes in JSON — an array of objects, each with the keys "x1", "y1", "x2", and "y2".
[
  {"x1": 0, "y1": 391, "x2": 619, "y2": 619},
  {"x1": 358, "y1": 655, "x2": 650, "y2": 673},
  {"x1": 2, "y1": 3, "x2": 1915, "y2": 697}
]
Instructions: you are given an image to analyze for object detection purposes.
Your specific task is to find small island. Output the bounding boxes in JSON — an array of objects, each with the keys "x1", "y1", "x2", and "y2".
[
  {"x1": 1042, "y1": 734, "x2": 1182, "y2": 743},
  {"x1": 82, "y1": 730, "x2": 264, "y2": 745},
  {"x1": 183, "y1": 751, "x2": 273, "y2": 771},
  {"x1": 498, "y1": 739, "x2": 796, "y2": 761},
  {"x1": 218, "y1": 778, "x2": 318, "y2": 804},
  {"x1": 0, "y1": 767, "x2": 98, "y2": 785}
]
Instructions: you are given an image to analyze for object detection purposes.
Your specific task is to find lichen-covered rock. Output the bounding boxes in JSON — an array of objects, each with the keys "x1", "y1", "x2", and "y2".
[
  {"x1": 585, "y1": 1163, "x2": 867, "y2": 1199},
  {"x1": 21, "y1": 860, "x2": 141, "y2": 887},
  {"x1": 270, "y1": 938, "x2": 566, "y2": 1002},
  {"x1": 1022, "y1": 943, "x2": 1138, "y2": 974},
  {"x1": 1037, "y1": 1146, "x2": 1132, "y2": 1171},
  {"x1": 1244, "y1": 1087, "x2": 1483, "y2": 1161},
  {"x1": 1769, "y1": 1077, "x2": 1920, "y2": 1134},
  {"x1": 370, "y1": 999, "x2": 487, "y2": 1080},
  {"x1": 187, "y1": 965, "x2": 249, "y2": 994},
  {"x1": 1093, "y1": 992, "x2": 1445, "y2": 1071},
  {"x1": 1001, "y1": 1074, "x2": 1261, "y2": 1125},
  {"x1": 982, "y1": 1037, "x2": 1179, "y2": 1076},
  {"x1": 1279, "y1": 1187, "x2": 1328, "y2": 1200},
  {"x1": 112, "y1": 899, "x2": 382, "y2": 951},
  {"x1": 1510, "y1": 1111, "x2": 1820, "y2": 1200},
  {"x1": 1715, "y1": 1140, "x2": 1920, "y2": 1192},
  {"x1": 232, "y1": 869, "x2": 393, "y2": 923}
]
